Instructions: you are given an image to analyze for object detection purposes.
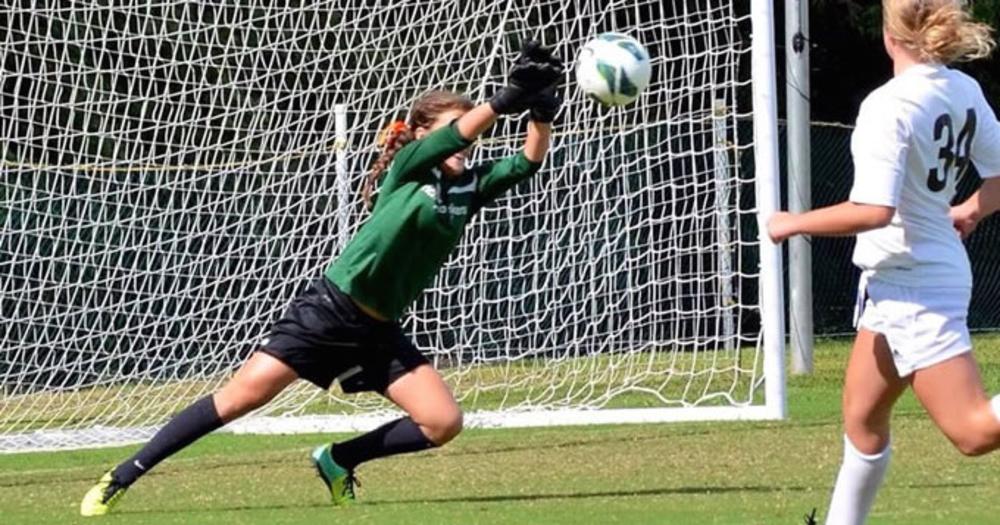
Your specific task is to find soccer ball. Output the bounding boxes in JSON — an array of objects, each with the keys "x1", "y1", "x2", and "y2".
[{"x1": 576, "y1": 33, "x2": 652, "y2": 107}]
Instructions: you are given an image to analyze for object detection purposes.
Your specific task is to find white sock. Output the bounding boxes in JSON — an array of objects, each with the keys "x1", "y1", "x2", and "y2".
[
  {"x1": 990, "y1": 395, "x2": 1000, "y2": 423},
  {"x1": 824, "y1": 434, "x2": 891, "y2": 525}
]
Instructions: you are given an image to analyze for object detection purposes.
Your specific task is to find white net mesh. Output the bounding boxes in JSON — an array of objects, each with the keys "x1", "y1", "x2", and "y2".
[{"x1": 1, "y1": 0, "x2": 766, "y2": 452}]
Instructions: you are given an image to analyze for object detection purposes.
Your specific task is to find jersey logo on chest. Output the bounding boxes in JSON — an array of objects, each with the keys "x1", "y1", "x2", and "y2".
[{"x1": 425, "y1": 168, "x2": 476, "y2": 220}]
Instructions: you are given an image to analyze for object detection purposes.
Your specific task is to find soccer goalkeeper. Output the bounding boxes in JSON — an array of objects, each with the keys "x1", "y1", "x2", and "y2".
[{"x1": 81, "y1": 40, "x2": 563, "y2": 516}]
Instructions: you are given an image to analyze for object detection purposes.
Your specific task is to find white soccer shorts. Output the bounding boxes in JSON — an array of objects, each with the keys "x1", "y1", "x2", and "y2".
[{"x1": 854, "y1": 276, "x2": 973, "y2": 377}]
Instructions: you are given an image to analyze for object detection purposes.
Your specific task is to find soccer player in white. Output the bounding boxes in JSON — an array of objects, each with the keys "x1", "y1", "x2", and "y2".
[{"x1": 768, "y1": 1, "x2": 1000, "y2": 524}]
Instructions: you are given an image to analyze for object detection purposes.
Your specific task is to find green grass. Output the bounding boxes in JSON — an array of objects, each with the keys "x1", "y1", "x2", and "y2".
[{"x1": 2, "y1": 335, "x2": 999, "y2": 524}]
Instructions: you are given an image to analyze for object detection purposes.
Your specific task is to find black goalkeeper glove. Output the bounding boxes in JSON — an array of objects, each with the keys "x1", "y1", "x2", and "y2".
[
  {"x1": 529, "y1": 86, "x2": 562, "y2": 123},
  {"x1": 489, "y1": 40, "x2": 565, "y2": 115}
]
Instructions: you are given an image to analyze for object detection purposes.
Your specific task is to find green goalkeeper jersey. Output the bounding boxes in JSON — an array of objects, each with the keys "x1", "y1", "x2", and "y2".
[{"x1": 326, "y1": 122, "x2": 542, "y2": 320}]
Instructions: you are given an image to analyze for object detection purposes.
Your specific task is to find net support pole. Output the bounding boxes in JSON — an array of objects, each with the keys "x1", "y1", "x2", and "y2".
[
  {"x1": 334, "y1": 104, "x2": 350, "y2": 250},
  {"x1": 713, "y1": 99, "x2": 735, "y2": 351},
  {"x1": 786, "y1": 0, "x2": 813, "y2": 375},
  {"x1": 752, "y1": 0, "x2": 787, "y2": 419}
]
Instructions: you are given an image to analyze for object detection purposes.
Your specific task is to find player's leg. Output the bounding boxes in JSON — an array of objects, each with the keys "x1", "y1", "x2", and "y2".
[
  {"x1": 387, "y1": 363, "x2": 463, "y2": 444},
  {"x1": 313, "y1": 362, "x2": 460, "y2": 505},
  {"x1": 825, "y1": 328, "x2": 909, "y2": 525},
  {"x1": 910, "y1": 352, "x2": 1000, "y2": 456},
  {"x1": 335, "y1": 359, "x2": 462, "y2": 470},
  {"x1": 376, "y1": 362, "x2": 462, "y2": 450},
  {"x1": 115, "y1": 351, "x2": 298, "y2": 483},
  {"x1": 80, "y1": 351, "x2": 297, "y2": 516}
]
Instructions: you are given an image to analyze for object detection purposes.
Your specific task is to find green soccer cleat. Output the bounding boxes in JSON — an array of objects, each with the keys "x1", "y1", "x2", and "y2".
[
  {"x1": 311, "y1": 444, "x2": 358, "y2": 506},
  {"x1": 80, "y1": 471, "x2": 128, "y2": 517}
]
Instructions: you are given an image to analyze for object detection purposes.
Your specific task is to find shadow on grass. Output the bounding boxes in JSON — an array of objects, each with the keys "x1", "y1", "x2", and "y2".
[
  {"x1": 116, "y1": 481, "x2": 981, "y2": 515},
  {"x1": 367, "y1": 485, "x2": 810, "y2": 505},
  {"x1": 117, "y1": 484, "x2": 807, "y2": 515}
]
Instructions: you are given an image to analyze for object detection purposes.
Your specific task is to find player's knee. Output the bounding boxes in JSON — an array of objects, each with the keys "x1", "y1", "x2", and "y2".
[
  {"x1": 952, "y1": 435, "x2": 995, "y2": 457},
  {"x1": 447, "y1": 409, "x2": 465, "y2": 439},
  {"x1": 422, "y1": 408, "x2": 463, "y2": 445},
  {"x1": 956, "y1": 442, "x2": 987, "y2": 457},
  {"x1": 951, "y1": 411, "x2": 1000, "y2": 457},
  {"x1": 842, "y1": 405, "x2": 892, "y2": 454},
  {"x1": 437, "y1": 408, "x2": 464, "y2": 444}
]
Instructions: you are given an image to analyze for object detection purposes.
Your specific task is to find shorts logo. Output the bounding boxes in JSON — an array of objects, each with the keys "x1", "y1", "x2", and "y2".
[{"x1": 337, "y1": 366, "x2": 363, "y2": 382}]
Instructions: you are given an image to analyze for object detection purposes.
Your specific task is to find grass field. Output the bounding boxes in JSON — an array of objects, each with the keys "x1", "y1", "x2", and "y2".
[{"x1": 2, "y1": 335, "x2": 999, "y2": 525}]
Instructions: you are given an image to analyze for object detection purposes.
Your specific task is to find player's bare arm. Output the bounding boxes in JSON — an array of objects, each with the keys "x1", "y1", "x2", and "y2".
[{"x1": 768, "y1": 202, "x2": 894, "y2": 243}]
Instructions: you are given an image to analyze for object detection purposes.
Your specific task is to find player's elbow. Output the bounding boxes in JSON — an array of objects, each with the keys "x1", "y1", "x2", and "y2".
[{"x1": 859, "y1": 205, "x2": 894, "y2": 229}]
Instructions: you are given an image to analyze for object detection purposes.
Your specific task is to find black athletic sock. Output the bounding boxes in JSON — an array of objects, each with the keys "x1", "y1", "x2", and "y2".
[
  {"x1": 111, "y1": 395, "x2": 224, "y2": 486},
  {"x1": 330, "y1": 417, "x2": 435, "y2": 471}
]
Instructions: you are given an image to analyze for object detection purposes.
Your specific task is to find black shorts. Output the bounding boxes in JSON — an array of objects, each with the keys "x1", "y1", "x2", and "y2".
[{"x1": 258, "y1": 277, "x2": 428, "y2": 393}]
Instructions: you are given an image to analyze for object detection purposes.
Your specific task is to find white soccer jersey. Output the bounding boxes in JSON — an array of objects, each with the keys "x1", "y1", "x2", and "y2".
[{"x1": 849, "y1": 63, "x2": 1000, "y2": 288}]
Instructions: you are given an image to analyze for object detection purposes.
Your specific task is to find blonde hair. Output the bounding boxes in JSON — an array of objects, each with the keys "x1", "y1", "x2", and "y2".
[{"x1": 883, "y1": 0, "x2": 996, "y2": 63}]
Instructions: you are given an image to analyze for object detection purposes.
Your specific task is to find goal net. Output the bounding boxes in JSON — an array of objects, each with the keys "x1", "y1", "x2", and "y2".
[{"x1": 0, "y1": 0, "x2": 784, "y2": 452}]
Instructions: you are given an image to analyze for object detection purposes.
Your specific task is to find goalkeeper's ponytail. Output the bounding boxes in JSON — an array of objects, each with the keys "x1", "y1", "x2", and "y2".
[
  {"x1": 364, "y1": 90, "x2": 474, "y2": 209},
  {"x1": 364, "y1": 121, "x2": 414, "y2": 208}
]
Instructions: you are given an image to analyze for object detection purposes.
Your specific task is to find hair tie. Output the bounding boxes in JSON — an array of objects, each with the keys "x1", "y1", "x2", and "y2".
[{"x1": 377, "y1": 120, "x2": 409, "y2": 147}]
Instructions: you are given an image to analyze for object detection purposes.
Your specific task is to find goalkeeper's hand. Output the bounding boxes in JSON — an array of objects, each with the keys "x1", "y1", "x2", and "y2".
[
  {"x1": 528, "y1": 86, "x2": 562, "y2": 123},
  {"x1": 489, "y1": 40, "x2": 564, "y2": 115}
]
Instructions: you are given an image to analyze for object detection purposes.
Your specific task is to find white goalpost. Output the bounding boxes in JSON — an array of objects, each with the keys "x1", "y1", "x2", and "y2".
[{"x1": 0, "y1": 0, "x2": 784, "y2": 452}]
